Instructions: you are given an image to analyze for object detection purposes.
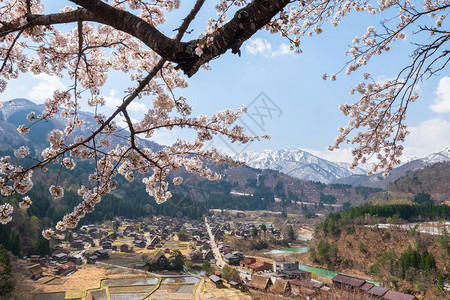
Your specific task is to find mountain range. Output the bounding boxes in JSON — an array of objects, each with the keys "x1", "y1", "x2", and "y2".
[
  {"x1": 232, "y1": 149, "x2": 367, "y2": 184},
  {"x1": 233, "y1": 148, "x2": 450, "y2": 185},
  {"x1": 2, "y1": 98, "x2": 449, "y2": 191},
  {"x1": 0, "y1": 98, "x2": 160, "y2": 154},
  {"x1": 334, "y1": 148, "x2": 450, "y2": 189}
]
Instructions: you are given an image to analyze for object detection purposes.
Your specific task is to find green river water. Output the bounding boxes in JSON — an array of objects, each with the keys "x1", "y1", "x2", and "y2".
[{"x1": 269, "y1": 247, "x2": 380, "y2": 286}]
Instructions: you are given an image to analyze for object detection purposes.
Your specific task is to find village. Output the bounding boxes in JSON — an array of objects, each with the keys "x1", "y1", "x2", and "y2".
[{"x1": 25, "y1": 210, "x2": 420, "y2": 300}]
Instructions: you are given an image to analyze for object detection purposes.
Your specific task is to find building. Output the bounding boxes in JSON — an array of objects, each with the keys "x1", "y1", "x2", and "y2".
[
  {"x1": 54, "y1": 261, "x2": 77, "y2": 276},
  {"x1": 359, "y1": 282, "x2": 375, "y2": 293},
  {"x1": 209, "y1": 275, "x2": 224, "y2": 288},
  {"x1": 60, "y1": 261, "x2": 77, "y2": 276},
  {"x1": 248, "y1": 274, "x2": 273, "y2": 291},
  {"x1": 271, "y1": 279, "x2": 291, "y2": 294},
  {"x1": 149, "y1": 236, "x2": 161, "y2": 247},
  {"x1": 332, "y1": 274, "x2": 366, "y2": 289},
  {"x1": 28, "y1": 264, "x2": 44, "y2": 280},
  {"x1": 87, "y1": 255, "x2": 98, "y2": 264},
  {"x1": 94, "y1": 249, "x2": 110, "y2": 259},
  {"x1": 149, "y1": 252, "x2": 170, "y2": 269},
  {"x1": 70, "y1": 240, "x2": 85, "y2": 250},
  {"x1": 134, "y1": 240, "x2": 146, "y2": 248},
  {"x1": 102, "y1": 241, "x2": 112, "y2": 249},
  {"x1": 367, "y1": 286, "x2": 389, "y2": 298},
  {"x1": 289, "y1": 279, "x2": 321, "y2": 297},
  {"x1": 382, "y1": 290, "x2": 418, "y2": 300},
  {"x1": 279, "y1": 269, "x2": 311, "y2": 280},
  {"x1": 29, "y1": 255, "x2": 48, "y2": 266},
  {"x1": 248, "y1": 260, "x2": 273, "y2": 273},
  {"x1": 53, "y1": 253, "x2": 68, "y2": 263},
  {"x1": 331, "y1": 273, "x2": 418, "y2": 300},
  {"x1": 68, "y1": 255, "x2": 83, "y2": 265},
  {"x1": 224, "y1": 253, "x2": 241, "y2": 265},
  {"x1": 273, "y1": 261, "x2": 299, "y2": 273},
  {"x1": 204, "y1": 250, "x2": 215, "y2": 261},
  {"x1": 240, "y1": 257, "x2": 256, "y2": 268},
  {"x1": 120, "y1": 244, "x2": 130, "y2": 252}
]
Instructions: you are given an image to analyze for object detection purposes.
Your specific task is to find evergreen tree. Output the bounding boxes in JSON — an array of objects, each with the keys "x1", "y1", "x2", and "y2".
[
  {"x1": 285, "y1": 225, "x2": 296, "y2": 241},
  {"x1": 260, "y1": 224, "x2": 267, "y2": 239},
  {"x1": 169, "y1": 250, "x2": 185, "y2": 270},
  {"x1": 0, "y1": 245, "x2": 14, "y2": 296},
  {"x1": 437, "y1": 270, "x2": 444, "y2": 291},
  {"x1": 413, "y1": 192, "x2": 432, "y2": 204},
  {"x1": 34, "y1": 235, "x2": 50, "y2": 256},
  {"x1": 10, "y1": 233, "x2": 20, "y2": 257}
]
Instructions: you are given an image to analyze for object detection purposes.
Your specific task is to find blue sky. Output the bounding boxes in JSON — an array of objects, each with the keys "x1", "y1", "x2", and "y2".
[{"x1": 1, "y1": 1, "x2": 449, "y2": 163}]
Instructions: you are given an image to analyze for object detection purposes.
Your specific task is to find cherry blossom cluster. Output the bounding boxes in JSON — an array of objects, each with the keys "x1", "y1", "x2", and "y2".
[
  {"x1": 0, "y1": 203, "x2": 14, "y2": 224},
  {"x1": 195, "y1": 37, "x2": 214, "y2": 57},
  {"x1": 324, "y1": 1, "x2": 448, "y2": 172},
  {"x1": 0, "y1": 155, "x2": 34, "y2": 197},
  {"x1": 329, "y1": 78, "x2": 411, "y2": 173},
  {"x1": 19, "y1": 195, "x2": 32, "y2": 209},
  {"x1": 207, "y1": 0, "x2": 248, "y2": 32}
]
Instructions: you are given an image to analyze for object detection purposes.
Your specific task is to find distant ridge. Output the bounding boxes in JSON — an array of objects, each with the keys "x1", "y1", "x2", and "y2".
[
  {"x1": 0, "y1": 98, "x2": 161, "y2": 153},
  {"x1": 333, "y1": 148, "x2": 450, "y2": 189},
  {"x1": 233, "y1": 147, "x2": 450, "y2": 186},
  {"x1": 232, "y1": 148, "x2": 367, "y2": 184}
]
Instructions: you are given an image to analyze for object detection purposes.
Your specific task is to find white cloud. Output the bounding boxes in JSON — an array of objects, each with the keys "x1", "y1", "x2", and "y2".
[
  {"x1": 129, "y1": 102, "x2": 148, "y2": 113},
  {"x1": 430, "y1": 76, "x2": 450, "y2": 113},
  {"x1": 103, "y1": 89, "x2": 148, "y2": 114},
  {"x1": 245, "y1": 38, "x2": 292, "y2": 58},
  {"x1": 302, "y1": 118, "x2": 450, "y2": 166},
  {"x1": 245, "y1": 38, "x2": 272, "y2": 56},
  {"x1": 103, "y1": 89, "x2": 122, "y2": 108},
  {"x1": 151, "y1": 128, "x2": 180, "y2": 146},
  {"x1": 402, "y1": 118, "x2": 450, "y2": 158},
  {"x1": 272, "y1": 43, "x2": 292, "y2": 57},
  {"x1": 27, "y1": 74, "x2": 66, "y2": 103}
]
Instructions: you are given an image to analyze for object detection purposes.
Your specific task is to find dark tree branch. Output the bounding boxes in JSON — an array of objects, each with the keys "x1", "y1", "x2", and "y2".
[
  {"x1": 69, "y1": 0, "x2": 290, "y2": 76},
  {"x1": 1, "y1": 0, "x2": 290, "y2": 76},
  {"x1": 0, "y1": 9, "x2": 97, "y2": 37}
]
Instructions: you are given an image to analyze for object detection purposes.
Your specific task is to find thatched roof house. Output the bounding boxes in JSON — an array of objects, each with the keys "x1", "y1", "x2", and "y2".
[
  {"x1": 271, "y1": 279, "x2": 291, "y2": 294},
  {"x1": 28, "y1": 264, "x2": 44, "y2": 280},
  {"x1": 248, "y1": 274, "x2": 272, "y2": 291}
]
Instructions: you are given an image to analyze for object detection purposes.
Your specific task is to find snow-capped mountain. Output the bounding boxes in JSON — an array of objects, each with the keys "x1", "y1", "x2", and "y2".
[
  {"x1": 0, "y1": 98, "x2": 160, "y2": 153},
  {"x1": 232, "y1": 148, "x2": 367, "y2": 183},
  {"x1": 421, "y1": 148, "x2": 450, "y2": 164},
  {"x1": 233, "y1": 147, "x2": 450, "y2": 185}
]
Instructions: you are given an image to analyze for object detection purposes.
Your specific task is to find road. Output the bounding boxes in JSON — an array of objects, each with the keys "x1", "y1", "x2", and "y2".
[
  {"x1": 205, "y1": 217, "x2": 225, "y2": 269},
  {"x1": 194, "y1": 277, "x2": 204, "y2": 300}
]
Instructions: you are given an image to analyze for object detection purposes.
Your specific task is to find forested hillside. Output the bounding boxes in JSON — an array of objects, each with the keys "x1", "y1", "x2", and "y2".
[
  {"x1": 388, "y1": 162, "x2": 450, "y2": 202},
  {"x1": 309, "y1": 203, "x2": 449, "y2": 299}
]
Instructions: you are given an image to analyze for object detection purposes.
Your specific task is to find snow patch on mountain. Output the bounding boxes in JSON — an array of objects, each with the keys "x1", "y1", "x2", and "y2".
[{"x1": 233, "y1": 148, "x2": 367, "y2": 183}]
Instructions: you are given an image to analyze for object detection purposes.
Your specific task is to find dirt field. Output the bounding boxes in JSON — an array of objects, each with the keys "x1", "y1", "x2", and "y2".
[
  {"x1": 197, "y1": 281, "x2": 251, "y2": 300},
  {"x1": 30, "y1": 264, "x2": 140, "y2": 294}
]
